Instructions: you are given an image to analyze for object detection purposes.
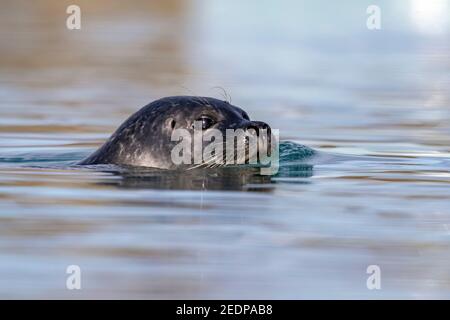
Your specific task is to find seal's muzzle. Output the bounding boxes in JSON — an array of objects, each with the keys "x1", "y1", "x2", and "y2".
[{"x1": 243, "y1": 121, "x2": 272, "y2": 160}]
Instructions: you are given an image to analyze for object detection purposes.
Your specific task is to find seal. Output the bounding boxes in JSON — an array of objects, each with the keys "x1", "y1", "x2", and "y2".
[{"x1": 79, "y1": 96, "x2": 272, "y2": 169}]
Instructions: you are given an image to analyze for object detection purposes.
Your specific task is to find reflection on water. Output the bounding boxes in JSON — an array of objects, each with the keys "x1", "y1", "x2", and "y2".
[
  {"x1": 95, "y1": 165, "x2": 275, "y2": 191},
  {"x1": 0, "y1": 0, "x2": 450, "y2": 298}
]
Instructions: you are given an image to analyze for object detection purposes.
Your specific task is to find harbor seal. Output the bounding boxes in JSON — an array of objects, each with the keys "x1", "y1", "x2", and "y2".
[{"x1": 79, "y1": 96, "x2": 273, "y2": 169}]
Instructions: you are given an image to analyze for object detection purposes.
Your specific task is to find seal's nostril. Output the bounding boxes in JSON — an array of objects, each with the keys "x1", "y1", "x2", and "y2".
[
  {"x1": 247, "y1": 121, "x2": 271, "y2": 134},
  {"x1": 245, "y1": 123, "x2": 260, "y2": 134}
]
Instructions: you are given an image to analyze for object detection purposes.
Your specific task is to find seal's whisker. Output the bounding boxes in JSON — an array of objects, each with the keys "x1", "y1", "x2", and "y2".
[
  {"x1": 178, "y1": 86, "x2": 212, "y2": 107},
  {"x1": 189, "y1": 152, "x2": 220, "y2": 170},
  {"x1": 210, "y1": 86, "x2": 232, "y2": 104}
]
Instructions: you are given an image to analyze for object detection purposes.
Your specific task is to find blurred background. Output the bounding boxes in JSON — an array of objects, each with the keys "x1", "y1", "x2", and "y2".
[{"x1": 0, "y1": 0, "x2": 449, "y2": 299}]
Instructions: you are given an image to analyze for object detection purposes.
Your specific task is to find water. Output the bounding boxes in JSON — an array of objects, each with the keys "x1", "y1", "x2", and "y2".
[{"x1": 0, "y1": 0, "x2": 449, "y2": 299}]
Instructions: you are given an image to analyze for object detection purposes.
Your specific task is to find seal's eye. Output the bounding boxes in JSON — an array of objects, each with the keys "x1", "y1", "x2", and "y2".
[{"x1": 197, "y1": 116, "x2": 215, "y2": 130}]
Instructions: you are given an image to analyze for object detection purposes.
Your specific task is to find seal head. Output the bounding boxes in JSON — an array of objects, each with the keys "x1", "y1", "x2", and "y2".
[{"x1": 80, "y1": 96, "x2": 272, "y2": 169}]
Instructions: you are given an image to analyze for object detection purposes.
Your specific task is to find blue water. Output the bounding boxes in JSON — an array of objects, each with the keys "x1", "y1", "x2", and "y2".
[{"x1": 0, "y1": 0, "x2": 449, "y2": 299}]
